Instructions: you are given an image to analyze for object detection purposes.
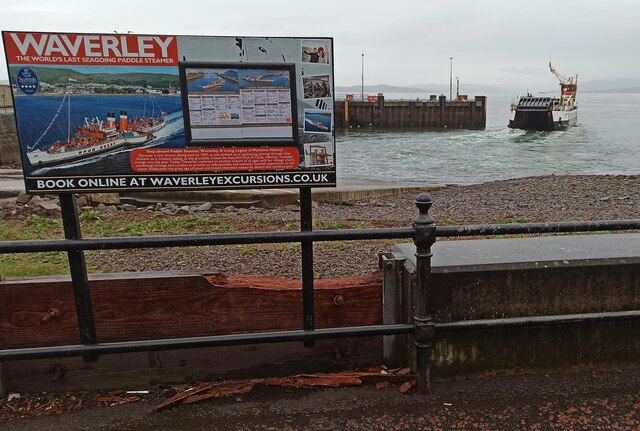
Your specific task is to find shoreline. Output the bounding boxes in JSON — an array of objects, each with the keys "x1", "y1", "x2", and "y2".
[
  {"x1": 1, "y1": 173, "x2": 638, "y2": 280},
  {"x1": 1, "y1": 170, "x2": 639, "y2": 199}
]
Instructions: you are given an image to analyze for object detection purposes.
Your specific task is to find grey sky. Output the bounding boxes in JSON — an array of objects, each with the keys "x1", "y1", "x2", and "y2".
[{"x1": 1, "y1": 0, "x2": 638, "y2": 91}]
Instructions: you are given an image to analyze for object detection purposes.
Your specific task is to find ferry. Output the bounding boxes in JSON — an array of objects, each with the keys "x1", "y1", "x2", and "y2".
[
  {"x1": 242, "y1": 75, "x2": 274, "y2": 84},
  {"x1": 509, "y1": 63, "x2": 578, "y2": 131},
  {"x1": 305, "y1": 118, "x2": 329, "y2": 131},
  {"x1": 202, "y1": 79, "x2": 225, "y2": 90}
]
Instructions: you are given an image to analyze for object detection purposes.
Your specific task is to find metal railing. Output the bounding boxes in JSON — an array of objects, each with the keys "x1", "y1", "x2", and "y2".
[{"x1": 0, "y1": 191, "x2": 639, "y2": 394}]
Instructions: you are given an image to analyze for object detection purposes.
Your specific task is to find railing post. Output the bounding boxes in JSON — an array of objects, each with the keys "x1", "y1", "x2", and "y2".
[
  {"x1": 413, "y1": 192, "x2": 436, "y2": 393},
  {"x1": 59, "y1": 193, "x2": 98, "y2": 362},
  {"x1": 299, "y1": 187, "x2": 315, "y2": 347}
]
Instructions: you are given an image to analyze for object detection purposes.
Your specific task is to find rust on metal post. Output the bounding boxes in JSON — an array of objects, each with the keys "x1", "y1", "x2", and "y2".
[{"x1": 413, "y1": 192, "x2": 436, "y2": 394}]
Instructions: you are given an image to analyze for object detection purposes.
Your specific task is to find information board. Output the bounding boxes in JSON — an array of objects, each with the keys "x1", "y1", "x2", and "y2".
[
  {"x1": 2, "y1": 32, "x2": 335, "y2": 193},
  {"x1": 180, "y1": 63, "x2": 298, "y2": 146}
]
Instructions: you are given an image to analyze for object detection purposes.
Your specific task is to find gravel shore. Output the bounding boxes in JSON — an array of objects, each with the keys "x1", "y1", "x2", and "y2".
[{"x1": 79, "y1": 174, "x2": 640, "y2": 279}]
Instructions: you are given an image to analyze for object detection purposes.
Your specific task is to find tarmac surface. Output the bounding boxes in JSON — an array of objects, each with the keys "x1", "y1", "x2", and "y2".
[{"x1": 4, "y1": 368, "x2": 640, "y2": 430}]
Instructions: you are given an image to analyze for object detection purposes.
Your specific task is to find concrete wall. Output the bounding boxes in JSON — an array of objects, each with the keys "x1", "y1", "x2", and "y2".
[
  {"x1": 388, "y1": 234, "x2": 640, "y2": 376},
  {"x1": 0, "y1": 85, "x2": 13, "y2": 109},
  {"x1": 0, "y1": 113, "x2": 20, "y2": 167},
  {"x1": 335, "y1": 95, "x2": 487, "y2": 129}
]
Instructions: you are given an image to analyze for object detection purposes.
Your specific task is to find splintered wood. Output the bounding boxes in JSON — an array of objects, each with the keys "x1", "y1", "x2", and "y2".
[{"x1": 153, "y1": 369, "x2": 418, "y2": 412}]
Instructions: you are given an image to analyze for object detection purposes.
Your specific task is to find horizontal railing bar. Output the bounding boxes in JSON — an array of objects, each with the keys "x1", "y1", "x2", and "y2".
[
  {"x1": 436, "y1": 309, "x2": 640, "y2": 332},
  {"x1": 0, "y1": 324, "x2": 415, "y2": 361},
  {"x1": 5, "y1": 308, "x2": 640, "y2": 361},
  {"x1": 0, "y1": 228, "x2": 414, "y2": 254},
  {"x1": 2, "y1": 220, "x2": 638, "y2": 254},
  {"x1": 437, "y1": 219, "x2": 640, "y2": 237}
]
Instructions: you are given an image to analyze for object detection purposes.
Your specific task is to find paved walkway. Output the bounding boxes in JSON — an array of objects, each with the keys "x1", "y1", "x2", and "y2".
[
  {"x1": 0, "y1": 169, "x2": 23, "y2": 198},
  {"x1": 4, "y1": 368, "x2": 640, "y2": 430}
]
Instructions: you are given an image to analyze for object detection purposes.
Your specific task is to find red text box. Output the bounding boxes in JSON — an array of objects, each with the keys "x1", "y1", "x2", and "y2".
[{"x1": 130, "y1": 147, "x2": 300, "y2": 173}]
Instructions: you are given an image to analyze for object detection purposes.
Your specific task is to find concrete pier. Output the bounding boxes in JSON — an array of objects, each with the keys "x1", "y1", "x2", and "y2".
[{"x1": 335, "y1": 94, "x2": 487, "y2": 129}]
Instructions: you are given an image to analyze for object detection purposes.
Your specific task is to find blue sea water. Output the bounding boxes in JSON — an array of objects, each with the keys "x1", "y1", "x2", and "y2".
[
  {"x1": 187, "y1": 70, "x2": 289, "y2": 93},
  {"x1": 335, "y1": 92, "x2": 640, "y2": 185},
  {"x1": 14, "y1": 94, "x2": 184, "y2": 176}
]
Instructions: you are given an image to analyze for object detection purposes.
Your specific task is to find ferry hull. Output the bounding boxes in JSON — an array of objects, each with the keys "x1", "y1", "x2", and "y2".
[{"x1": 509, "y1": 110, "x2": 578, "y2": 131}]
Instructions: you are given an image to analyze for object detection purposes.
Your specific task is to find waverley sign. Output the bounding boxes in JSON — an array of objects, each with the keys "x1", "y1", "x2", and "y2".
[
  {"x1": 6, "y1": 33, "x2": 177, "y2": 65},
  {"x1": 3, "y1": 31, "x2": 335, "y2": 193}
]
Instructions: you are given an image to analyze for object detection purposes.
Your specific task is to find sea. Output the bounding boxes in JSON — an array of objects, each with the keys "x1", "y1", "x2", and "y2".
[
  {"x1": 335, "y1": 92, "x2": 640, "y2": 186},
  {"x1": 14, "y1": 92, "x2": 640, "y2": 185}
]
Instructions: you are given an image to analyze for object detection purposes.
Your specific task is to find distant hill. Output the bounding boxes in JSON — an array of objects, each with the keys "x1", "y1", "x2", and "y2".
[
  {"x1": 335, "y1": 84, "x2": 426, "y2": 93},
  {"x1": 586, "y1": 87, "x2": 640, "y2": 93},
  {"x1": 7, "y1": 67, "x2": 179, "y2": 89},
  {"x1": 336, "y1": 83, "x2": 508, "y2": 95},
  {"x1": 580, "y1": 78, "x2": 640, "y2": 93}
]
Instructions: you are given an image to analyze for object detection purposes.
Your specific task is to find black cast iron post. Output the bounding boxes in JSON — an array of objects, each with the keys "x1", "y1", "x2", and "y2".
[
  {"x1": 299, "y1": 187, "x2": 315, "y2": 347},
  {"x1": 413, "y1": 192, "x2": 436, "y2": 393},
  {"x1": 59, "y1": 193, "x2": 98, "y2": 362}
]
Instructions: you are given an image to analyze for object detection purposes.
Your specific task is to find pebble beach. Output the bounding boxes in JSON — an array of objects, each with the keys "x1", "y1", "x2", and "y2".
[{"x1": 3, "y1": 174, "x2": 638, "y2": 279}]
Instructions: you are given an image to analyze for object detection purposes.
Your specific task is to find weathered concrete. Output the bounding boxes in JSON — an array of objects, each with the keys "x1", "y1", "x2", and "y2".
[
  {"x1": 335, "y1": 94, "x2": 487, "y2": 129},
  {"x1": 120, "y1": 184, "x2": 439, "y2": 208},
  {"x1": 0, "y1": 84, "x2": 12, "y2": 109},
  {"x1": 0, "y1": 113, "x2": 20, "y2": 167},
  {"x1": 390, "y1": 233, "x2": 640, "y2": 375},
  {"x1": 0, "y1": 169, "x2": 24, "y2": 198}
]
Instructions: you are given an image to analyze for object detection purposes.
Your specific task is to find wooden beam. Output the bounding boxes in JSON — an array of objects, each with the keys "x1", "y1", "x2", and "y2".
[
  {"x1": 0, "y1": 271, "x2": 382, "y2": 347},
  {"x1": 0, "y1": 271, "x2": 383, "y2": 392}
]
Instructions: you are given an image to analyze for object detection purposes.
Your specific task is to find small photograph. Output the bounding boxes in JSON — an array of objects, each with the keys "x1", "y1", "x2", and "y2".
[
  {"x1": 239, "y1": 69, "x2": 290, "y2": 88},
  {"x1": 301, "y1": 40, "x2": 330, "y2": 64},
  {"x1": 303, "y1": 75, "x2": 331, "y2": 99},
  {"x1": 8, "y1": 65, "x2": 183, "y2": 176},
  {"x1": 186, "y1": 68, "x2": 239, "y2": 93},
  {"x1": 304, "y1": 143, "x2": 333, "y2": 167},
  {"x1": 304, "y1": 109, "x2": 332, "y2": 134}
]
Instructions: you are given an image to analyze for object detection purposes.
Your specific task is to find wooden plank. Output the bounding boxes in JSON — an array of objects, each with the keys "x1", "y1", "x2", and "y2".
[
  {"x1": 0, "y1": 271, "x2": 384, "y2": 392},
  {"x1": 2, "y1": 338, "x2": 382, "y2": 392},
  {"x1": 0, "y1": 271, "x2": 382, "y2": 348}
]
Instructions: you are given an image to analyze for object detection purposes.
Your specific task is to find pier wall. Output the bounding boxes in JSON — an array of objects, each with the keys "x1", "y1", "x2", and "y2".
[
  {"x1": 0, "y1": 113, "x2": 20, "y2": 167},
  {"x1": 0, "y1": 85, "x2": 12, "y2": 109},
  {"x1": 334, "y1": 95, "x2": 486, "y2": 129}
]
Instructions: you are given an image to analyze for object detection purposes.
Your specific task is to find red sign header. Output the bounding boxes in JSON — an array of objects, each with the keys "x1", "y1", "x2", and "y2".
[{"x1": 3, "y1": 32, "x2": 178, "y2": 66}]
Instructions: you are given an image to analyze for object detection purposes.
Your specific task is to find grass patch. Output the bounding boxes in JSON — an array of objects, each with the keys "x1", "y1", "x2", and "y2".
[
  {"x1": 313, "y1": 218, "x2": 373, "y2": 230},
  {"x1": 0, "y1": 215, "x2": 64, "y2": 241},
  {"x1": 241, "y1": 218, "x2": 294, "y2": 231},
  {"x1": 272, "y1": 243, "x2": 300, "y2": 251},
  {"x1": 438, "y1": 218, "x2": 459, "y2": 226},
  {"x1": 239, "y1": 246, "x2": 261, "y2": 257},
  {"x1": 0, "y1": 252, "x2": 69, "y2": 279},
  {"x1": 499, "y1": 217, "x2": 538, "y2": 224},
  {"x1": 82, "y1": 214, "x2": 233, "y2": 237}
]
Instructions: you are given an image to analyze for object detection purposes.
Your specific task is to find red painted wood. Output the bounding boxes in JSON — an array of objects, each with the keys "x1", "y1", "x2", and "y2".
[{"x1": 0, "y1": 271, "x2": 382, "y2": 348}]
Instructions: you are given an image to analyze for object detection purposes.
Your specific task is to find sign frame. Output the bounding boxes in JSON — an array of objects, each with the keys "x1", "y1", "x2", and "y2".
[
  {"x1": 179, "y1": 61, "x2": 299, "y2": 147},
  {"x1": 2, "y1": 31, "x2": 336, "y2": 194}
]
